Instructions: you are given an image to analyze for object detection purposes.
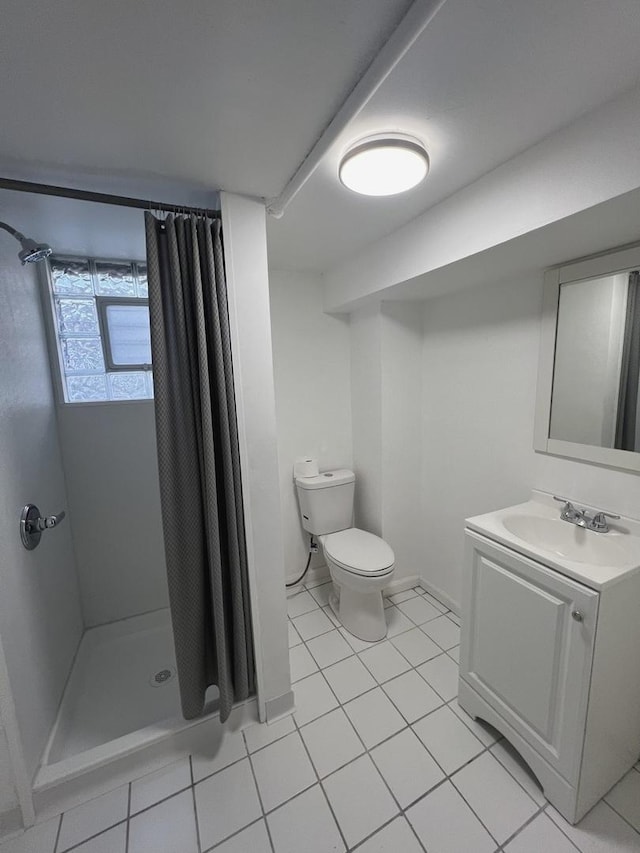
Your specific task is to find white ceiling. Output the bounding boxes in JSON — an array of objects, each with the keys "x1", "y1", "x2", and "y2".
[
  {"x1": 0, "y1": 0, "x2": 412, "y2": 196},
  {"x1": 1, "y1": 0, "x2": 640, "y2": 274},
  {"x1": 268, "y1": 0, "x2": 640, "y2": 270}
]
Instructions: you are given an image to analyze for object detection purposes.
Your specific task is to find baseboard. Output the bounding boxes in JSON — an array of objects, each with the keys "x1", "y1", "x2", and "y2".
[
  {"x1": 285, "y1": 563, "x2": 330, "y2": 594},
  {"x1": 0, "y1": 805, "x2": 23, "y2": 839},
  {"x1": 418, "y1": 578, "x2": 460, "y2": 615},
  {"x1": 383, "y1": 575, "x2": 420, "y2": 598},
  {"x1": 265, "y1": 690, "x2": 295, "y2": 722}
]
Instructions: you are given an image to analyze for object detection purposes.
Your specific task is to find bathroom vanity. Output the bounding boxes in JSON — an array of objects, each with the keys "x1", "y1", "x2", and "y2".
[{"x1": 458, "y1": 491, "x2": 640, "y2": 824}]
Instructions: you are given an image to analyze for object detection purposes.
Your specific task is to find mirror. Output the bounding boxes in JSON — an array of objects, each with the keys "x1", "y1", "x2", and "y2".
[
  {"x1": 535, "y1": 244, "x2": 640, "y2": 472},
  {"x1": 550, "y1": 271, "x2": 639, "y2": 450}
]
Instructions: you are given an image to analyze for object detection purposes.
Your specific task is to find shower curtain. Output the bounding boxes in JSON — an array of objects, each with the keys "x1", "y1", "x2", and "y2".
[
  {"x1": 144, "y1": 212, "x2": 254, "y2": 722},
  {"x1": 616, "y1": 271, "x2": 640, "y2": 452}
]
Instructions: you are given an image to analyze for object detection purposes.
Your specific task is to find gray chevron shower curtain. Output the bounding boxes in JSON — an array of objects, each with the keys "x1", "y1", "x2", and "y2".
[
  {"x1": 144, "y1": 212, "x2": 254, "y2": 722},
  {"x1": 615, "y1": 271, "x2": 640, "y2": 451}
]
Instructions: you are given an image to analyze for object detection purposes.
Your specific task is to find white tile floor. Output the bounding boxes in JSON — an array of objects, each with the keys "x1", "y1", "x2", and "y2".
[{"x1": 4, "y1": 583, "x2": 640, "y2": 853}]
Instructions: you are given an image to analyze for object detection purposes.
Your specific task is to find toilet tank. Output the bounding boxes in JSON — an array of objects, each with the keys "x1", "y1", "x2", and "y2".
[{"x1": 295, "y1": 469, "x2": 355, "y2": 535}]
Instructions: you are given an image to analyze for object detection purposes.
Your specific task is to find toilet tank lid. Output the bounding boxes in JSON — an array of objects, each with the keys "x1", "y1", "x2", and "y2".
[{"x1": 295, "y1": 469, "x2": 355, "y2": 490}]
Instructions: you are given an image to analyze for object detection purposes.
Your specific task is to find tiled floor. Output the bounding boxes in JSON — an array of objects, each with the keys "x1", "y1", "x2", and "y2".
[{"x1": 4, "y1": 583, "x2": 640, "y2": 853}]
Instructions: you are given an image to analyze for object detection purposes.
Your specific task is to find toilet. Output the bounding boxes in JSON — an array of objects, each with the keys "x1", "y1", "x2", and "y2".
[{"x1": 295, "y1": 469, "x2": 395, "y2": 641}]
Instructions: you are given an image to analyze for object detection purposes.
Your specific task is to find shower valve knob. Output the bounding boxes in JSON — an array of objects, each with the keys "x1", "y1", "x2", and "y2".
[
  {"x1": 42, "y1": 511, "x2": 66, "y2": 530},
  {"x1": 20, "y1": 504, "x2": 66, "y2": 550}
]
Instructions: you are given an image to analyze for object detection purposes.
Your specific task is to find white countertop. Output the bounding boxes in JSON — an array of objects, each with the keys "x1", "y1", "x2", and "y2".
[{"x1": 465, "y1": 490, "x2": 640, "y2": 591}]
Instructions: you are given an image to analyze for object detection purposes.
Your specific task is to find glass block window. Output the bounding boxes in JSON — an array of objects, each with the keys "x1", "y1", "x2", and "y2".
[
  {"x1": 95, "y1": 261, "x2": 136, "y2": 296},
  {"x1": 48, "y1": 257, "x2": 153, "y2": 403}
]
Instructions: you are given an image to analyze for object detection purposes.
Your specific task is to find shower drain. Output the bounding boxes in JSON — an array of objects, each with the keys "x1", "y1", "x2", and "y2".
[{"x1": 149, "y1": 666, "x2": 176, "y2": 688}]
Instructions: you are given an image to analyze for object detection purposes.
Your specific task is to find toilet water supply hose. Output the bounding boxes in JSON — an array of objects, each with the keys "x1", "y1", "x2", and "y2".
[{"x1": 286, "y1": 535, "x2": 316, "y2": 588}]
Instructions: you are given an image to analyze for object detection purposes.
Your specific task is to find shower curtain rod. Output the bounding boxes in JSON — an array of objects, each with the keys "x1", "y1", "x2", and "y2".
[{"x1": 0, "y1": 177, "x2": 221, "y2": 218}]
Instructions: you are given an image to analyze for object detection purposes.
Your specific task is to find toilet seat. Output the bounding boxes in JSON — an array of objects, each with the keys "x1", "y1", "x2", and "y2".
[{"x1": 322, "y1": 528, "x2": 394, "y2": 577}]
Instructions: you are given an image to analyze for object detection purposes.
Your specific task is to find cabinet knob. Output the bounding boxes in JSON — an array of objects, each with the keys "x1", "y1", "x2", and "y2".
[{"x1": 571, "y1": 610, "x2": 584, "y2": 623}]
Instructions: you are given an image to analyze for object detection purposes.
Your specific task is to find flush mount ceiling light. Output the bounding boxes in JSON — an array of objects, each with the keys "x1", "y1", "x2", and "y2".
[{"x1": 338, "y1": 134, "x2": 429, "y2": 197}]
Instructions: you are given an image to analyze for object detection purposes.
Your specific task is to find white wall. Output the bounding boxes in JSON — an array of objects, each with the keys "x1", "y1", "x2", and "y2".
[
  {"x1": 421, "y1": 277, "x2": 542, "y2": 608},
  {"x1": 0, "y1": 627, "x2": 34, "y2": 831},
  {"x1": 350, "y1": 305, "x2": 383, "y2": 536},
  {"x1": 532, "y1": 453, "x2": 640, "y2": 524},
  {"x1": 420, "y1": 274, "x2": 640, "y2": 611},
  {"x1": 0, "y1": 242, "x2": 84, "y2": 784},
  {"x1": 222, "y1": 193, "x2": 292, "y2": 721},
  {"x1": 349, "y1": 303, "x2": 423, "y2": 584},
  {"x1": 381, "y1": 303, "x2": 423, "y2": 580},
  {"x1": 57, "y1": 402, "x2": 168, "y2": 626},
  {"x1": 269, "y1": 270, "x2": 352, "y2": 582},
  {"x1": 0, "y1": 727, "x2": 16, "y2": 819}
]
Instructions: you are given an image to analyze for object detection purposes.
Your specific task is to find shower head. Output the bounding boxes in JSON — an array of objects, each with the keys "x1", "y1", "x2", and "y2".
[
  {"x1": 0, "y1": 220, "x2": 52, "y2": 264},
  {"x1": 17, "y1": 237, "x2": 53, "y2": 264}
]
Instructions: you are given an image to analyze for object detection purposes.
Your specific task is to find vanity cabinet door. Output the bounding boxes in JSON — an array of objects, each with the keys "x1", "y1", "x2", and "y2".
[{"x1": 460, "y1": 531, "x2": 598, "y2": 784}]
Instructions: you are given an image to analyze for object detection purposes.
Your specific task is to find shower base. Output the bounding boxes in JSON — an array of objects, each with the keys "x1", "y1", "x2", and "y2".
[
  {"x1": 32, "y1": 609, "x2": 253, "y2": 819},
  {"x1": 45, "y1": 609, "x2": 185, "y2": 764}
]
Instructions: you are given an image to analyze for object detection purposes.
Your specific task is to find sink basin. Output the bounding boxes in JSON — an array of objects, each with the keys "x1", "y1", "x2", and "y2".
[
  {"x1": 466, "y1": 492, "x2": 640, "y2": 589},
  {"x1": 501, "y1": 514, "x2": 636, "y2": 568}
]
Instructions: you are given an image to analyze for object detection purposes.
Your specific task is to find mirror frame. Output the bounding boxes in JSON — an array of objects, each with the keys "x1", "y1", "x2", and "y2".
[{"x1": 534, "y1": 242, "x2": 640, "y2": 473}]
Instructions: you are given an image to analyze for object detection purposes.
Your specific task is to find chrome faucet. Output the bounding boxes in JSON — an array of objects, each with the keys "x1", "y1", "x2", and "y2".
[{"x1": 553, "y1": 496, "x2": 619, "y2": 533}]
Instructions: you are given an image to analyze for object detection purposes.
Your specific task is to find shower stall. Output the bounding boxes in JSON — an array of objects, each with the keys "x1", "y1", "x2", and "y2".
[{"x1": 0, "y1": 187, "x2": 272, "y2": 829}]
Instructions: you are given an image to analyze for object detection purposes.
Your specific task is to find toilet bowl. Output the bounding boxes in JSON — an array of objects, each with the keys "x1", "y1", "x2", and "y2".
[
  {"x1": 295, "y1": 468, "x2": 395, "y2": 641},
  {"x1": 320, "y1": 528, "x2": 395, "y2": 641}
]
